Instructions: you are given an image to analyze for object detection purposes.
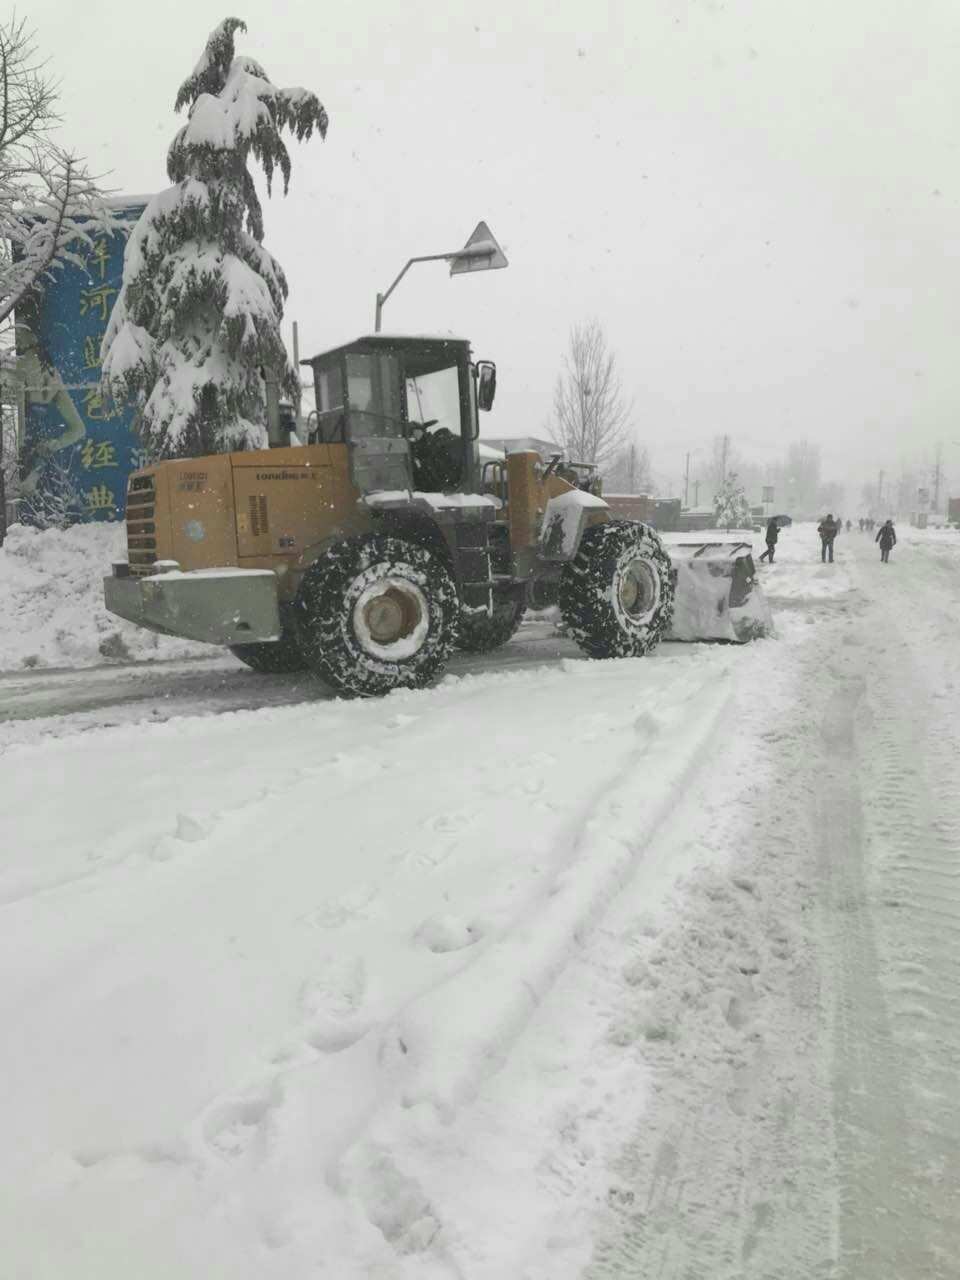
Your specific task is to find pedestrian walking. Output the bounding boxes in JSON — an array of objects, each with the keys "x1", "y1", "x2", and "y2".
[
  {"x1": 876, "y1": 518, "x2": 897, "y2": 563},
  {"x1": 758, "y1": 517, "x2": 779, "y2": 563},
  {"x1": 817, "y1": 513, "x2": 841, "y2": 563},
  {"x1": 846, "y1": 519, "x2": 852, "y2": 532},
  {"x1": 858, "y1": 518, "x2": 865, "y2": 532}
]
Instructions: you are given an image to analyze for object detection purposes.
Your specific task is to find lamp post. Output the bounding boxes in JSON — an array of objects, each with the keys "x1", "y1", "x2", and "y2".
[
  {"x1": 374, "y1": 221, "x2": 508, "y2": 332},
  {"x1": 683, "y1": 448, "x2": 701, "y2": 509}
]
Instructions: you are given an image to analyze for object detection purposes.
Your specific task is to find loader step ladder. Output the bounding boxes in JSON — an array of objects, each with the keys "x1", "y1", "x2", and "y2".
[{"x1": 452, "y1": 520, "x2": 494, "y2": 614}]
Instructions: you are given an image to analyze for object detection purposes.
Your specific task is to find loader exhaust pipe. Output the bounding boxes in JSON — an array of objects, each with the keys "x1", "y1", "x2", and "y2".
[{"x1": 264, "y1": 368, "x2": 285, "y2": 448}]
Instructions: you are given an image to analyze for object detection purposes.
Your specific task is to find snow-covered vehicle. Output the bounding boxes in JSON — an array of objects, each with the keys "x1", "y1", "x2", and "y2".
[{"x1": 103, "y1": 334, "x2": 763, "y2": 696}]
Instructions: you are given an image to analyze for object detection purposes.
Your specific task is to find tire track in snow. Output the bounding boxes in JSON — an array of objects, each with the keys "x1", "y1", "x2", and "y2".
[
  {"x1": 336, "y1": 666, "x2": 740, "y2": 1262},
  {"x1": 817, "y1": 675, "x2": 925, "y2": 1279},
  {"x1": 584, "y1": 629, "x2": 838, "y2": 1280},
  {"x1": 837, "y1": 561, "x2": 960, "y2": 1278}
]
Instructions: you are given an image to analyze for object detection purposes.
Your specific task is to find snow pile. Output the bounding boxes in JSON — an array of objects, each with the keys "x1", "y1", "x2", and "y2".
[{"x1": 0, "y1": 523, "x2": 209, "y2": 670}]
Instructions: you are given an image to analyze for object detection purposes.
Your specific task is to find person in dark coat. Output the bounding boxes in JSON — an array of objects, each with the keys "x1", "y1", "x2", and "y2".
[
  {"x1": 876, "y1": 518, "x2": 897, "y2": 563},
  {"x1": 817, "y1": 513, "x2": 841, "y2": 562},
  {"x1": 758, "y1": 517, "x2": 779, "y2": 563}
]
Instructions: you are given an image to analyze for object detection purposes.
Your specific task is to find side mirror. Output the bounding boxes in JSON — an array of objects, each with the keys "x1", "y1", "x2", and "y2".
[{"x1": 477, "y1": 361, "x2": 497, "y2": 412}]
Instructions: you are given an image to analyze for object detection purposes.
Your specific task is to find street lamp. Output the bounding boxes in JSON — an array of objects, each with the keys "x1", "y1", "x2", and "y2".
[{"x1": 374, "y1": 220, "x2": 508, "y2": 332}]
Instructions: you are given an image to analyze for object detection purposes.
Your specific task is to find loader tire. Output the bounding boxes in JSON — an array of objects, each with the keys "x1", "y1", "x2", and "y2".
[
  {"x1": 455, "y1": 597, "x2": 525, "y2": 653},
  {"x1": 229, "y1": 628, "x2": 306, "y2": 674},
  {"x1": 293, "y1": 533, "x2": 459, "y2": 697},
  {"x1": 559, "y1": 519, "x2": 674, "y2": 659}
]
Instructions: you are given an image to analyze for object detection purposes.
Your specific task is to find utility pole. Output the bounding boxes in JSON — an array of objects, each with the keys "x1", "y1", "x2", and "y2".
[
  {"x1": 684, "y1": 452, "x2": 690, "y2": 507},
  {"x1": 933, "y1": 442, "x2": 943, "y2": 512},
  {"x1": 878, "y1": 469, "x2": 885, "y2": 511},
  {"x1": 693, "y1": 478, "x2": 701, "y2": 506}
]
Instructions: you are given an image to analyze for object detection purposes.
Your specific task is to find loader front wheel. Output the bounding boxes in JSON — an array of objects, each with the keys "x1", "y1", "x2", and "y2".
[
  {"x1": 293, "y1": 533, "x2": 459, "y2": 697},
  {"x1": 559, "y1": 519, "x2": 674, "y2": 659},
  {"x1": 455, "y1": 597, "x2": 526, "y2": 653}
]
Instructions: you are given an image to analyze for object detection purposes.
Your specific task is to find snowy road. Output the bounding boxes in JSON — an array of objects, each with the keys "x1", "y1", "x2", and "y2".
[
  {"x1": 2, "y1": 525, "x2": 959, "y2": 1277},
  {"x1": 0, "y1": 618, "x2": 579, "y2": 748}
]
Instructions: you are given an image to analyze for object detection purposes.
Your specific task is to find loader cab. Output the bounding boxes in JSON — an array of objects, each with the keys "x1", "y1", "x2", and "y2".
[{"x1": 302, "y1": 335, "x2": 489, "y2": 495}]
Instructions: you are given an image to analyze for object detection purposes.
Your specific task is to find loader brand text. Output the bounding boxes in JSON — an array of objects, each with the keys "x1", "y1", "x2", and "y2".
[
  {"x1": 255, "y1": 471, "x2": 313, "y2": 481},
  {"x1": 177, "y1": 471, "x2": 208, "y2": 492}
]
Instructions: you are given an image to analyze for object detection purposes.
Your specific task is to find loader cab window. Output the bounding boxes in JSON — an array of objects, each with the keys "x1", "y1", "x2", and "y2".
[
  {"x1": 310, "y1": 363, "x2": 345, "y2": 442},
  {"x1": 346, "y1": 352, "x2": 402, "y2": 439},
  {"x1": 404, "y1": 354, "x2": 465, "y2": 491}
]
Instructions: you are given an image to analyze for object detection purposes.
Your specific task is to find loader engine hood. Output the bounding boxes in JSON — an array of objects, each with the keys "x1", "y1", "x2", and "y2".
[{"x1": 665, "y1": 539, "x2": 774, "y2": 643}]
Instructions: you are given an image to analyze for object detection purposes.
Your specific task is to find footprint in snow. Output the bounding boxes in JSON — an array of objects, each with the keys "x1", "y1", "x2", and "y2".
[
  {"x1": 299, "y1": 956, "x2": 368, "y2": 1020},
  {"x1": 202, "y1": 1081, "x2": 282, "y2": 1162},
  {"x1": 404, "y1": 843, "x2": 457, "y2": 871},
  {"x1": 424, "y1": 810, "x2": 474, "y2": 835},
  {"x1": 150, "y1": 812, "x2": 213, "y2": 860},
  {"x1": 269, "y1": 957, "x2": 375, "y2": 1062},
  {"x1": 386, "y1": 713, "x2": 419, "y2": 729},
  {"x1": 415, "y1": 914, "x2": 484, "y2": 953},
  {"x1": 300, "y1": 884, "x2": 380, "y2": 929}
]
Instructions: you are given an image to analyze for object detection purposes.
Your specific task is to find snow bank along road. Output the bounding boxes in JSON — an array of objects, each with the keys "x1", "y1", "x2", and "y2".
[{"x1": 1, "y1": 525, "x2": 959, "y2": 1277}]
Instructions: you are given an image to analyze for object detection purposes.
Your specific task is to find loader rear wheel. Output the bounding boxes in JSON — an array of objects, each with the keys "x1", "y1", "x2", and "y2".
[
  {"x1": 455, "y1": 597, "x2": 526, "y2": 653},
  {"x1": 229, "y1": 629, "x2": 307, "y2": 674},
  {"x1": 293, "y1": 533, "x2": 459, "y2": 697},
  {"x1": 559, "y1": 519, "x2": 674, "y2": 659}
]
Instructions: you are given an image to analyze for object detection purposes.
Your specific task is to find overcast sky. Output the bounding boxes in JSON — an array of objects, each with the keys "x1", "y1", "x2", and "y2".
[{"x1": 28, "y1": 0, "x2": 960, "y2": 500}]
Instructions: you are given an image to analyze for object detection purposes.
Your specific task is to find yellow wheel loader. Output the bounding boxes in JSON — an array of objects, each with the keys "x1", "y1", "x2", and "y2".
[{"x1": 104, "y1": 334, "x2": 766, "y2": 696}]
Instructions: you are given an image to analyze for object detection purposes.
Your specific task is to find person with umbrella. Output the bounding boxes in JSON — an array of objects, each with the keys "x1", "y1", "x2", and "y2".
[{"x1": 876, "y1": 518, "x2": 897, "y2": 563}]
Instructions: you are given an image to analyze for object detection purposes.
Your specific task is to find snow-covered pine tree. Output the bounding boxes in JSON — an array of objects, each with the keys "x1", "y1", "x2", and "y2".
[
  {"x1": 713, "y1": 471, "x2": 752, "y2": 530},
  {"x1": 101, "y1": 18, "x2": 327, "y2": 458}
]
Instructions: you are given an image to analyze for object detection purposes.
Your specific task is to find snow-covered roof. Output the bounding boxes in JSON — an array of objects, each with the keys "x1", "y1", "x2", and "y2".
[{"x1": 104, "y1": 194, "x2": 155, "y2": 209}]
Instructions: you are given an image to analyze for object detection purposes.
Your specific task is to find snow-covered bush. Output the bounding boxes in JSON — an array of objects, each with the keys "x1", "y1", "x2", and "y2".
[
  {"x1": 102, "y1": 18, "x2": 327, "y2": 459},
  {"x1": 14, "y1": 448, "x2": 84, "y2": 530},
  {"x1": 713, "y1": 471, "x2": 752, "y2": 530}
]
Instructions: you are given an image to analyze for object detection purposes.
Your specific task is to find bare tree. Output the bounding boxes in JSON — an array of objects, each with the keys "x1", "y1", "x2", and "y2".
[
  {"x1": 0, "y1": 16, "x2": 113, "y2": 343},
  {"x1": 704, "y1": 433, "x2": 741, "y2": 503},
  {"x1": 605, "y1": 439, "x2": 654, "y2": 493},
  {"x1": 550, "y1": 319, "x2": 630, "y2": 466}
]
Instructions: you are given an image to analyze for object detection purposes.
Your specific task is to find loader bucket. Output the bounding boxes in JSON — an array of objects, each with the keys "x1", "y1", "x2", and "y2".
[{"x1": 665, "y1": 541, "x2": 773, "y2": 643}]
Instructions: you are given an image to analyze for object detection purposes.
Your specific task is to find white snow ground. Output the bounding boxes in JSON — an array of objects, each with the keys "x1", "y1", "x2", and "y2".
[{"x1": 1, "y1": 522, "x2": 959, "y2": 1277}]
